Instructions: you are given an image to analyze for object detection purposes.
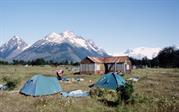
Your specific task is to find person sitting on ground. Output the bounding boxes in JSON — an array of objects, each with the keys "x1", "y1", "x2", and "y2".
[{"x1": 56, "y1": 70, "x2": 64, "y2": 80}]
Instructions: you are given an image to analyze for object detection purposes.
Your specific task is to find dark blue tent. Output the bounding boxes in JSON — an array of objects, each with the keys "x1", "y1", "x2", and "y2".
[
  {"x1": 95, "y1": 72, "x2": 125, "y2": 90},
  {"x1": 20, "y1": 75, "x2": 62, "y2": 96}
]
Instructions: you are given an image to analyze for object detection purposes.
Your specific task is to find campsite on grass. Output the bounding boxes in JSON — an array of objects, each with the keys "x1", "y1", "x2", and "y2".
[
  {"x1": 0, "y1": 65, "x2": 178, "y2": 112},
  {"x1": 0, "y1": 1, "x2": 178, "y2": 112}
]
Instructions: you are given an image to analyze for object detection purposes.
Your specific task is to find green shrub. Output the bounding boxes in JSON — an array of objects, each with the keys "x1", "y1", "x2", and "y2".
[
  {"x1": 90, "y1": 88, "x2": 118, "y2": 101},
  {"x1": 90, "y1": 81, "x2": 135, "y2": 105},
  {"x1": 117, "y1": 81, "x2": 134, "y2": 103},
  {"x1": 89, "y1": 87, "x2": 104, "y2": 98},
  {"x1": 2, "y1": 76, "x2": 20, "y2": 90}
]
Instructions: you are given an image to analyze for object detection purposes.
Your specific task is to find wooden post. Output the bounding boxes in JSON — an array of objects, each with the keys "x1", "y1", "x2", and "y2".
[
  {"x1": 123, "y1": 64, "x2": 126, "y2": 73},
  {"x1": 114, "y1": 63, "x2": 116, "y2": 72},
  {"x1": 104, "y1": 64, "x2": 108, "y2": 74}
]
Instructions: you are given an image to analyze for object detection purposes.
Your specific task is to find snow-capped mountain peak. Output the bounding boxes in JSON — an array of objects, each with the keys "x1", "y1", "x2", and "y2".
[
  {"x1": 124, "y1": 47, "x2": 161, "y2": 59},
  {"x1": 46, "y1": 32, "x2": 60, "y2": 38},
  {"x1": 44, "y1": 31, "x2": 77, "y2": 43},
  {"x1": 44, "y1": 32, "x2": 63, "y2": 43},
  {"x1": 6, "y1": 36, "x2": 24, "y2": 47},
  {"x1": 16, "y1": 31, "x2": 108, "y2": 62},
  {"x1": 33, "y1": 31, "x2": 104, "y2": 52},
  {"x1": 2, "y1": 36, "x2": 27, "y2": 50},
  {"x1": 62, "y1": 31, "x2": 76, "y2": 38},
  {"x1": 11, "y1": 35, "x2": 21, "y2": 40},
  {"x1": 0, "y1": 36, "x2": 28, "y2": 59}
]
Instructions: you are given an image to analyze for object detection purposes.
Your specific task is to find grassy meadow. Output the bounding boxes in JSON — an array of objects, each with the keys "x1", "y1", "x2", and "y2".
[{"x1": 0, "y1": 65, "x2": 178, "y2": 112}]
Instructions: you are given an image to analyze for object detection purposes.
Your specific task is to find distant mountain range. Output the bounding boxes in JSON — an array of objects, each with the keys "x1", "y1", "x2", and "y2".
[
  {"x1": 0, "y1": 31, "x2": 108, "y2": 62},
  {"x1": 0, "y1": 31, "x2": 177, "y2": 62},
  {"x1": 123, "y1": 47, "x2": 162, "y2": 59}
]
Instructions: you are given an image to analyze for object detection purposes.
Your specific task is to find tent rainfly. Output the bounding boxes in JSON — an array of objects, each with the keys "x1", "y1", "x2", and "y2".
[
  {"x1": 94, "y1": 72, "x2": 125, "y2": 90},
  {"x1": 20, "y1": 75, "x2": 62, "y2": 96}
]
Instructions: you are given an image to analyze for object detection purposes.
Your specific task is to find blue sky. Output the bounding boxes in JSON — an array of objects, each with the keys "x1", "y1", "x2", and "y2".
[{"x1": 0, "y1": 0, "x2": 179, "y2": 54}]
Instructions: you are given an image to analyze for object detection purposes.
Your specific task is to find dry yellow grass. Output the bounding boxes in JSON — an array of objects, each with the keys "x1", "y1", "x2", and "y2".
[{"x1": 0, "y1": 65, "x2": 178, "y2": 112}]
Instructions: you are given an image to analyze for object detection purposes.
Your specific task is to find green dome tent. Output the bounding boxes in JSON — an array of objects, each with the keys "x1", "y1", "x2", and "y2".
[
  {"x1": 95, "y1": 72, "x2": 125, "y2": 90},
  {"x1": 20, "y1": 75, "x2": 62, "y2": 96}
]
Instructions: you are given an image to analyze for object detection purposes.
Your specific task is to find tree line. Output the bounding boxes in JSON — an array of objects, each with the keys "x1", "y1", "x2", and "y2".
[
  {"x1": 0, "y1": 58, "x2": 80, "y2": 66},
  {"x1": 0, "y1": 46, "x2": 179, "y2": 68},
  {"x1": 130, "y1": 46, "x2": 179, "y2": 68}
]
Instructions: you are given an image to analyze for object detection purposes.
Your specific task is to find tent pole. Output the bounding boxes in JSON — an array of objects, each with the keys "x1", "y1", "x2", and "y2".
[{"x1": 112, "y1": 73, "x2": 119, "y2": 89}]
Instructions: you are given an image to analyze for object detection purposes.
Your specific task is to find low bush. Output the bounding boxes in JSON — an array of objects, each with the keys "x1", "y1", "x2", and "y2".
[
  {"x1": 90, "y1": 87, "x2": 118, "y2": 101},
  {"x1": 2, "y1": 76, "x2": 20, "y2": 90},
  {"x1": 90, "y1": 81, "x2": 134, "y2": 106},
  {"x1": 117, "y1": 81, "x2": 134, "y2": 103}
]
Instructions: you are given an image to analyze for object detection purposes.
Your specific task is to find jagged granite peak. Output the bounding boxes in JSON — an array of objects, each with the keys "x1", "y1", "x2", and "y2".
[
  {"x1": 4, "y1": 36, "x2": 27, "y2": 48},
  {"x1": 0, "y1": 36, "x2": 29, "y2": 59}
]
